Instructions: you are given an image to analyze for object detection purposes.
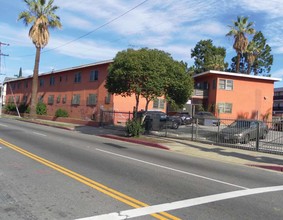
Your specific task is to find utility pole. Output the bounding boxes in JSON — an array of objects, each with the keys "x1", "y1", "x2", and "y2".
[{"x1": 0, "y1": 42, "x2": 9, "y2": 75}]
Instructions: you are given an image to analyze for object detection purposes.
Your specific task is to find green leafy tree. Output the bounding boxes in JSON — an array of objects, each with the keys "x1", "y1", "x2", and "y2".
[
  {"x1": 228, "y1": 55, "x2": 246, "y2": 73},
  {"x1": 190, "y1": 39, "x2": 227, "y2": 74},
  {"x1": 226, "y1": 16, "x2": 256, "y2": 73},
  {"x1": 246, "y1": 40, "x2": 260, "y2": 74},
  {"x1": 166, "y1": 61, "x2": 193, "y2": 109},
  {"x1": 229, "y1": 32, "x2": 273, "y2": 76},
  {"x1": 18, "y1": 0, "x2": 62, "y2": 118},
  {"x1": 250, "y1": 31, "x2": 273, "y2": 76},
  {"x1": 105, "y1": 48, "x2": 193, "y2": 115}
]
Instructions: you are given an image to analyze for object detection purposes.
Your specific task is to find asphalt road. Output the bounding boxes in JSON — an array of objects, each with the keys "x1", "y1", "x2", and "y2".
[{"x1": 0, "y1": 118, "x2": 283, "y2": 220}]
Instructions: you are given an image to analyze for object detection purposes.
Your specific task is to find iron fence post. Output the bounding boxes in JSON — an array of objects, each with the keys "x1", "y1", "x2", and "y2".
[
  {"x1": 191, "y1": 122, "x2": 194, "y2": 141},
  {"x1": 256, "y1": 122, "x2": 260, "y2": 151},
  {"x1": 196, "y1": 118, "x2": 199, "y2": 141},
  {"x1": 217, "y1": 119, "x2": 220, "y2": 143}
]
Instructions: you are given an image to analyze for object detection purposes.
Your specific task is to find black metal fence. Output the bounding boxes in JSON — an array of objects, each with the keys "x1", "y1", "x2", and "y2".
[
  {"x1": 100, "y1": 110, "x2": 133, "y2": 128},
  {"x1": 146, "y1": 118, "x2": 283, "y2": 155},
  {"x1": 100, "y1": 111, "x2": 283, "y2": 155}
]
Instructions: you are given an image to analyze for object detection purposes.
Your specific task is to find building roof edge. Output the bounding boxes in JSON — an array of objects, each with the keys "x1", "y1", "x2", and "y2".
[{"x1": 193, "y1": 70, "x2": 281, "y2": 82}]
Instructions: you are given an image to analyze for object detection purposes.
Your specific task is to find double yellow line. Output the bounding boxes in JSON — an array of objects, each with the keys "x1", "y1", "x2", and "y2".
[{"x1": 0, "y1": 138, "x2": 180, "y2": 220}]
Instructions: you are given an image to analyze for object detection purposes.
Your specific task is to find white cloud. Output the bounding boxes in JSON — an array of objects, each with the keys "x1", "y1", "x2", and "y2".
[
  {"x1": 239, "y1": 0, "x2": 283, "y2": 18},
  {"x1": 48, "y1": 37, "x2": 120, "y2": 60},
  {"x1": 0, "y1": 23, "x2": 31, "y2": 47},
  {"x1": 60, "y1": 12, "x2": 95, "y2": 31}
]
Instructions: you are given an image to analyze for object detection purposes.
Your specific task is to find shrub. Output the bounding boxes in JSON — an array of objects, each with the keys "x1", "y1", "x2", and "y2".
[
  {"x1": 125, "y1": 118, "x2": 144, "y2": 137},
  {"x1": 36, "y1": 102, "x2": 47, "y2": 115},
  {"x1": 4, "y1": 103, "x2": 17, "y2": 112},
  {"x1": 18, "y1": 103, "x2": 30, "y2": 113},
  {"x1": 55, "y1": 109, "x2": 69, "y2": 117}
]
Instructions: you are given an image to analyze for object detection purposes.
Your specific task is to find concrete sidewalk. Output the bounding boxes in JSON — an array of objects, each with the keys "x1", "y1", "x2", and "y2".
[
  {"x1": 3, "y1": 115, "x2": 283, "y2": 172},
  {"x1": 101, "y1": 133, "x2": 283, "y2": 172}
]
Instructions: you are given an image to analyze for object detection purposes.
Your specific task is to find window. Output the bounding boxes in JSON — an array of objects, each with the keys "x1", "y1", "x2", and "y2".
[
  {"x1": 105, "y1": 93, "x2": 111, "y2": 104},
  {"x1": 25, "y1": 81, "x2": 28, "y2": 88},
  {"x1": 74, "y1": 72, "x2": 81, "y2": 83},
  {"x1": 212, "y1": 79, "x2": 216, "y2": 89},
  {"x1": 48, "y1": 95, "x2": 54, "y2": 105},
  {"x1": 12, "y1": 83, "x2": 16, "y2": 90},
  {"x1": 57, "y1": 95, "x2": 61, "y2": 103},
  {"x1": 87, "y1": 94, "x2": 97, "y2": 105},
  {"x1": 17, "y1": 82, "x2": 21, "y2": 89},
  {"x1": 153, "y1": 98, "x2": 165, "y2": 109},
  {"x1": 15, "y1": 96, "x2": 20, "y2": 103},
  {"x1": 50, "y1": 76, "x2": 55, "y2": 86},
  {"x1": 8, "y1": 96, "x2": 14, "y2": 103},
  {"x1": 22, "y1": 96, "x2": 28, "y2": 103},
  {"x1": 71, "y1": 94, "x2": 80, "y2": 105},
  {"x1": 90, "y1": 70, "x2": 98, "y2": 81},
  {"x1": 218, "y1": 103, "x2": 232, "y2": 113},
  {"x1": 219, "y1": 79, "x2": 233, "y2": 90},
  {"x1": 226, "y1": 80, "x2": 233, "y2": 90},
  {"x1": 62, "y1": 95, "x2": 67, "y2": 104},
  {"x1": 40, "y1": 79, "x2": 44, "y2": 87},
  {"x1": 38, "y1": 95, "x2": 44, "y2": 103}
]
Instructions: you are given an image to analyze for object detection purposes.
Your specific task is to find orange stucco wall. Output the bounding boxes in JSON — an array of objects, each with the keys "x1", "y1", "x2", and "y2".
[
  {"x1": 194, "y1": 73, "x2": 275, "y2": 121},
  {"x1": 216, "y1": 76, "x2": 274, "y2": 120}
]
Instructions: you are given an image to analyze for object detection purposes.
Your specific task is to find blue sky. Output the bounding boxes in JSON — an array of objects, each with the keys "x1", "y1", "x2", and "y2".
[{"x1": 0, "y1": 0, "x2": 283, "y2": 87}]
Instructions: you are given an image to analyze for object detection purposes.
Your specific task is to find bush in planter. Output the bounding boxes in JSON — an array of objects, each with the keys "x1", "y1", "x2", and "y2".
[
  {"x1": 36, "y1": 102, "x2": 47, "y2": 115},
  {"x1": 125, "y1": 118, "x2": 144, "y2": 137},
  {"x1": 55, "y1": 109, "x2": 69, "y2": 117}
]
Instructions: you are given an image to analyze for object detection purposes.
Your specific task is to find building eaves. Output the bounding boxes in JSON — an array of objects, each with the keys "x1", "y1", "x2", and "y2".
[
  {"x1": 193, "y1": 70, "x2": 281, "y2": 82},
  {"x1": 39, "y1": 59, "x2": 113, "y2": 77}
]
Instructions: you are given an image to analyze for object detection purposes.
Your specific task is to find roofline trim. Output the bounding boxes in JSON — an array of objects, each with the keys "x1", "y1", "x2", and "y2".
[
  {"x1": 3, "y1": 59, "x2": 114, "y2": 84},
  {"x1": 193, "y1": 70, "x2": 281, "y2": 82}
]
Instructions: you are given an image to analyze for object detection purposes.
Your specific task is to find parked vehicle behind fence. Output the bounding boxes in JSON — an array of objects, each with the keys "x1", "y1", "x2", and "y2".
[
  {"x1": 193, "y1": 111, "x2": 220, "y2": 126},
  {"x1": 219, "y1": 120, "x2": 269, "y2": 144},
  {"x1": 139, "y1": 111, "x2": 182, "y2": 130},
  {"x1": 173, "y1": 112, "x2": 192, "y2": 125}
]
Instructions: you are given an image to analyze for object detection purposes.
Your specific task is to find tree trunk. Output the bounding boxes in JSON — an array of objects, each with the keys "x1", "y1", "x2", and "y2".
[
  {"x1": 134, "y1": 93, "x2": 140, "y2": 119},
  {"x1": 236, "y1": 52, "x2": 241, "y2": 73},
  {"x1": 30, "y1": 46, "x2": 41, "y2": 118},
  {"x1": 247, "y1": 63, "x2": 251, "y2": 74},
  {"x1": 145, "y1": 98, "x2": 150, "y2": 111}
]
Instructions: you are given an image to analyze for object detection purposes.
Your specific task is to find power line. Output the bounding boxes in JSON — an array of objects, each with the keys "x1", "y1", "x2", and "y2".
[{"x1": 17, "y1": 0, "x2": 149, "y2": 57}]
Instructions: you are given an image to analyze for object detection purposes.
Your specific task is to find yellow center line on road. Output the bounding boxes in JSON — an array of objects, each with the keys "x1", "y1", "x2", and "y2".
[{"x1": 0, "y1": 138, "x2": 180, "y2": 220}]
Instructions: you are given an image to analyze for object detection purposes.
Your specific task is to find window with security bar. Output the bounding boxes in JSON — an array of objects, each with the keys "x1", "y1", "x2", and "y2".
[
  {"x1": 71, "y1": 94, "x2": 80, "y2": 105},
  {"x1": 87, "y1": 94, "x2": 97, "y2": 105}
]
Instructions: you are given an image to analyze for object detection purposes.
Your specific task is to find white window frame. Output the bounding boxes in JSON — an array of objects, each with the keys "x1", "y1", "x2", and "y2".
[
  {"x1": 218, "y1": 103, "x2": 232, "y2": 113},
  {"x1": 153, "y1": 98, "x2": 165, "y2": 109},
  {"x1": 219, "y1": 79, "x2": 233, "y2": 90}
]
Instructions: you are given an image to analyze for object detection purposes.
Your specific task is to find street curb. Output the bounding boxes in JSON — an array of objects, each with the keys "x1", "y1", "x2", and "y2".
[
  {"x1": 99, "y1": 134, "x2": 170, "y2": 150},
  {"x1": 16, "y1": 119, "x2": 75, "y2": 131},
  {"x1": 247, "y1": 164, "x2": 283, "y2": 172}
]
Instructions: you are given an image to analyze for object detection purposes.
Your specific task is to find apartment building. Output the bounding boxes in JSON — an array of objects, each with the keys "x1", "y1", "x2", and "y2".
[
  {"x1": 3, "y1": 60, "x2": 166, "y2": 125},
  {"x1": 192, "y1": 70, "x2": 280, "y2": 121},
  {"x1": 273, "y1": 87, "x2": 283, "y2": 116}
]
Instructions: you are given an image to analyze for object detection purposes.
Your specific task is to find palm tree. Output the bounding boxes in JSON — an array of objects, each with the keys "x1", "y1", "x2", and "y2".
[
  {"x1": 226, "y1": 16, "x2": 255, "y2": 73},
  {"x1": 246, "y1": 40, "x2": 260, "y2": 74},
  {"x1": 18, "y1": 0, "x2": 62, "y2": 118},
  {"x1": 205, "y1": 55, "x2": 227, "y2": 71}
]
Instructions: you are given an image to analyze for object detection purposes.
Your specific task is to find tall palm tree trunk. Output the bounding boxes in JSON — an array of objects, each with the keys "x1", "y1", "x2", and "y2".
[
  {"x1": 247, "y1": 63, "x2": 251, "y2": 74},
  {"x1": 236, "y1": 52, "x2": 241, "y2": 73},
  {"x1": 30, "y1": 46, "x2": 41, "y2": 118}
]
